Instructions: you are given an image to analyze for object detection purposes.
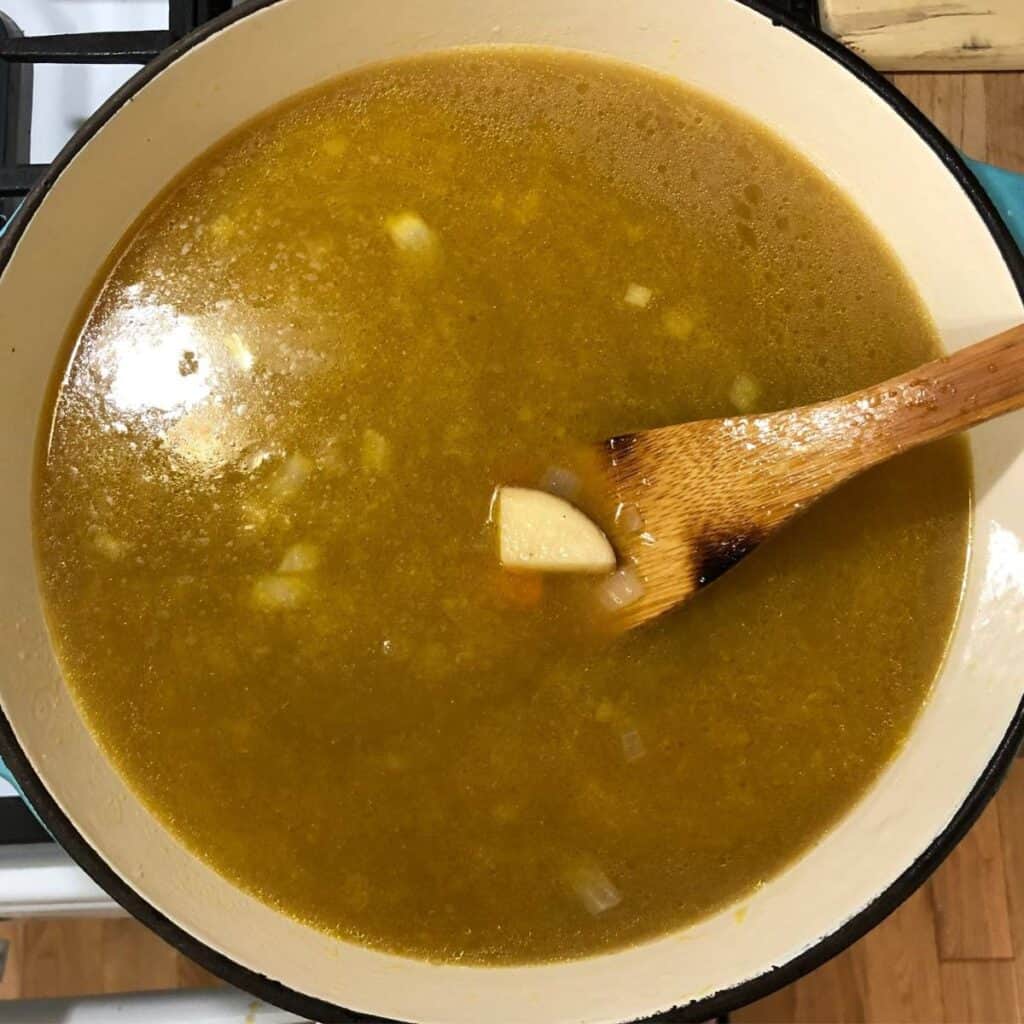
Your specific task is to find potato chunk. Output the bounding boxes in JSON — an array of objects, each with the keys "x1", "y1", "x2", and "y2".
[{"x1": 496, "y1": 487, "x2": 615, "y2": 574}]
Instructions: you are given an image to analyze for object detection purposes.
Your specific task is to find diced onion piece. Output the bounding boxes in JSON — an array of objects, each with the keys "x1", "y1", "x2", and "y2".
[
  {"x1": 568, "y1": 864, "x2": 622, "y2": 916},
  {"x1": 540, "y1": 465, "x2": 582, "y2": 501},
  {"x1": 598, "y1": 567, "x2": 644, "y2": 611},
  {"x1": 93, "y1": 532, "x2": 128, "y2": 561},
  {"x1": 662, "y1": 309, "x2": 694, "y2": 341},
  {"x1": 621, "y1": 730, "x2": 646, "y2": 763},
  {"x1": 278, "y1": 542, "x2": 320, "y2": 574},
  {"x1": 497, "y1": 487, "x2": 615, "y2": 574},
  {"x1": 361, "y1": 428, "x2": 391, "y2": 474},
  {"x1": 209, "y1": 214, "x2": 237, "y2": 245},
  {"x1": 251, "y1": 574, "x2": 309, "y2": 611},
  {"x1": 614, "y1": 501, "x2": 644, "y2": 534},
  {"x1": 730, "y1": 372, "x2": 762, "y2": 413},
  {"x1": 224, "y1": 332, "x2": 254, "y2": 371},
  {"x1": 322, "y1": 135, "x2": 349, "y2": 158},
  {"x1": 271, "y1": 452, "x2": 312, "y2": 501},
  {"x1": 623, "y1": 283, "x2": 653, "y2": 309},
  {"x1": 385, "y1": 211, "x2": 439, "y2": 259}
]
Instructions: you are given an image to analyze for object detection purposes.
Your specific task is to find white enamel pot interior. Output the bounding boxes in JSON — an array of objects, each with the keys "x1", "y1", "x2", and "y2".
[{"x1": 1, "y1": 1, "x2": 1023, "y2": 1021}]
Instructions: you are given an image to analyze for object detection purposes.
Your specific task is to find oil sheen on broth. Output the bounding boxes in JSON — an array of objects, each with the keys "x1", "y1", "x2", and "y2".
[{"x1": 36, "y1": 49, "x2": 970, "y2": 964}]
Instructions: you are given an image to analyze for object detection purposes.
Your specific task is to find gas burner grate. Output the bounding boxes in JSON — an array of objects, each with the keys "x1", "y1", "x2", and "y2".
[
  {"x1": 0, "y1": 9, "x2": 32, "y2": 220},
  {"x1": 0, "y1": 0, "x2": 231, "y2": 226},
  {"x1": 760, "y1": 0, "x2": 820, "y2": 29}
]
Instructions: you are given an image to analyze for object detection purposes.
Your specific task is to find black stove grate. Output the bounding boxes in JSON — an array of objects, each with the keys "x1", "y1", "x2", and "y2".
[
  {"x1": 0, "y1": 0, "x2": 232, "y2": 225},
  {"x1": 761, "y1": 0, "x2": 820, "y2": 29},
  {"x1": 0, "y1": 10, "x2": 32, "y2": 219}
]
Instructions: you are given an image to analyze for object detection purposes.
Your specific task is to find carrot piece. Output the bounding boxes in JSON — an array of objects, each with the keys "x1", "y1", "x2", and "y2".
[{"x1": 494, "y1": 570, "x2": 545, "y2": 609}]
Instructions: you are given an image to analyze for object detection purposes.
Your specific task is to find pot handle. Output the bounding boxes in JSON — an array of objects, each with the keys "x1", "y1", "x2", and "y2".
[{"x1": 965, "y1": 157, "x2": 1024, "y2": 254}]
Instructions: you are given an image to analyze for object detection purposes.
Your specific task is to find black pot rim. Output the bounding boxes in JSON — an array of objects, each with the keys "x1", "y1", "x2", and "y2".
[{"x1": 1, "y1": 1, "x2": 1022, "y2": 1021}]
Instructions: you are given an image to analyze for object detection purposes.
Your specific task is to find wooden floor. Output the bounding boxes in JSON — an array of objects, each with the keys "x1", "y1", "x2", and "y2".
[
  {"x1": 891, "y1": 70, "x2": 1024, "y2": 174},
  {"x1": 0, "y1": 916, "x2": 221, "y2": 1000},
  {"x1": 0, "y1": 69, "x2": 1022, "y2": 1023}
]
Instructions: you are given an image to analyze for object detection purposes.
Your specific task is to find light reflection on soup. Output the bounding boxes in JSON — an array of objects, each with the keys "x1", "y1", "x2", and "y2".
[{"x1": 36, "y1": 48, "x2": 969, "y2": 964}]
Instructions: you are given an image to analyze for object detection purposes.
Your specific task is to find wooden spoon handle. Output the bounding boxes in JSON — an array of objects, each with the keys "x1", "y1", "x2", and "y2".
[{"x1": 842, "y1": 322, "x2": 1024, "y2": 471}]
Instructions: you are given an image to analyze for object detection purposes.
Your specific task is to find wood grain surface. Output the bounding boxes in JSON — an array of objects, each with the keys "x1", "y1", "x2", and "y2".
[
  {"x1": 893, "y1": 71, "x2": 1024, "y2": 172},
  {"x1": 823, "y1": 1, "x2": 1024, "y2": 71},
  {"x1": 0, "y1": 70, "x2": 1021, "y2": 1024},
  {"x1": 0, "y1": 918, "x2": 221, "y2": 1000}
]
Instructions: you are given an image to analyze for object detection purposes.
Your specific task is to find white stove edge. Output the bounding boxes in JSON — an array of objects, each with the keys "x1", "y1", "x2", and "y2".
[
  {"x1": 0, "y1": 989, "x2": 306, "y2": 1023},
  {"x1": 0, "y1": 844, "x2": 117, "y2": 916},
  {"x1": 0, "y1": 848, "x2": 307, "y2": 1021}
]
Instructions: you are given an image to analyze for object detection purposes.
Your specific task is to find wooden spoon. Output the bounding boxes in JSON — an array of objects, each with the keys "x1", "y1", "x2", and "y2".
[{"x1": 597, "y1": 323, "x2": 1024, "y2": 631}]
